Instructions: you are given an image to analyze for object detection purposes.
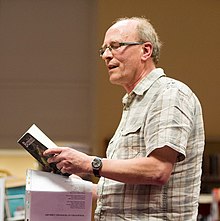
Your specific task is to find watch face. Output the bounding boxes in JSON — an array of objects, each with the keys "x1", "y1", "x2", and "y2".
[{"x1": 92, "y1": 157, "x2": 102, "y2": 169}]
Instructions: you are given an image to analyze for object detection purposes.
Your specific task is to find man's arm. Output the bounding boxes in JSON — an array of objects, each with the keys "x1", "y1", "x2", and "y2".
[
  {"x1": 44, "y1": 146, "x2": 177, "y2": 185},
  {"x1": 99, "y1": 146, "x2": 177, "y2": 185}
]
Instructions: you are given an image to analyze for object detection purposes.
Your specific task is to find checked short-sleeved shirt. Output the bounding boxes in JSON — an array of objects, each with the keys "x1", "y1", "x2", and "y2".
[{"x1": 94, "y1": 68, "x2": 205, "y2": 221}]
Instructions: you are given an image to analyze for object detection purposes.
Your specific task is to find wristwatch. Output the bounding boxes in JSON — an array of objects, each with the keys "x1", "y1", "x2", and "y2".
[{"x1": 91, "y1": 157, "x2": 102, "y2": 177}]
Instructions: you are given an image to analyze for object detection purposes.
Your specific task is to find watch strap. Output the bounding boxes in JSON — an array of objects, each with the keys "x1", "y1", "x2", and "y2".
[{"x1": 93, "y1": 168, "x2": 101, "y2": 177}]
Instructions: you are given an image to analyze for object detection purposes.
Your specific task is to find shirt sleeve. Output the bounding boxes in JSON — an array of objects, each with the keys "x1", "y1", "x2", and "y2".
[{"x1": 144, "y1": 82, "x2": 195, "y2": 162}]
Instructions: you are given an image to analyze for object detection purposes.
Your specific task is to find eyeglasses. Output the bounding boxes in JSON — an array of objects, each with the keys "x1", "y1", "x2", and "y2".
[{"x1": 99, "y1": 41, "x2": 145, "y2": 57}]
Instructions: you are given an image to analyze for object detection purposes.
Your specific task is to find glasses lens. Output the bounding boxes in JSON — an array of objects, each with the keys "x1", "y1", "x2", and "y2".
[
  {"x1": 99, "y1": 42, "x2": 122, "y2": 56},
  {"x1": 110, "y1": 42, "x2": 121, "y2": 50},
  {"x1": 99, "y1": 46, "x2": 106, "y2": 56}
]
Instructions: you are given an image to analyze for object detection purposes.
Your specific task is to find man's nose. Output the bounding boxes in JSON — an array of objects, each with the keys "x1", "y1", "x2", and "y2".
[{"x1": 101, "y1": 47, "x2": 113, "y2": 60}]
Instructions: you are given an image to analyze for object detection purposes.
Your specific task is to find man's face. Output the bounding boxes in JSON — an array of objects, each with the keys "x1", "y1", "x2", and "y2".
[{"x1": 101, "y1": 21, "x2": 144, "y2": 90}]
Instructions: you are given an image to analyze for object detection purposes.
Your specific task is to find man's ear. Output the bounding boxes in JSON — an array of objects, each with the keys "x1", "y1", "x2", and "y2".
[{"x1": 141, "y1": 42, "x2": 153, "y2": 61}]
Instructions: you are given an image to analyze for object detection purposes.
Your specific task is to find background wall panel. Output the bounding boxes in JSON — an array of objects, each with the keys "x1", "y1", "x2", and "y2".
[{"x1": 0, "y1": 0, "x2": 97, "y2": 149}]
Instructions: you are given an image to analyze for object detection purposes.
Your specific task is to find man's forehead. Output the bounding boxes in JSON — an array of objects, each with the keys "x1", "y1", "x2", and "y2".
[
  {"x1": 104, "y1": 20, "x2": 138, "y2": 43},
  {"x1": 109, "y1": 20, "x2": 137, "y2": 34},
  {"x1": 112, "y1": 19, "x2": 138, "y2": 29}
]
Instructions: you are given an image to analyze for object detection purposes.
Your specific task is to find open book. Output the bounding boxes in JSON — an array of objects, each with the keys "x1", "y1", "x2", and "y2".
[{"x1": 17, "y1": 124, "x2": 70, "y2": 176}]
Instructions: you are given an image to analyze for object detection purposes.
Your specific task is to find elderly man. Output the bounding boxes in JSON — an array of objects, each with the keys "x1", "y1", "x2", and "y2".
[{"x1": 44, "y1": 17, "x2": 205, "y2": 220}]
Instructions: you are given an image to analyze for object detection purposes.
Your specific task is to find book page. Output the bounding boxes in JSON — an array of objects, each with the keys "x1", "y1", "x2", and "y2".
[
  {"x1": 26, "y1": 170, "x2": 93, "y2": 221},
  {"x1": 26, "y1": 169, "x2": 92, "y2": 192},
  {"x1": 29, "y1": 191, "x2": 92, "y2": 221},
  {"x1": 21, "y1": 124, "x2": 57, "y2": 149}
]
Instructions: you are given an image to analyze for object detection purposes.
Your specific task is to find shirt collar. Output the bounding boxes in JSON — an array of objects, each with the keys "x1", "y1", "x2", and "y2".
[
  {"x1": 122, "y1": 68, "x2": 166, "y2": 106},
  {"x1": 133, "y1": 68, "x2": 166, "y2": 96}
]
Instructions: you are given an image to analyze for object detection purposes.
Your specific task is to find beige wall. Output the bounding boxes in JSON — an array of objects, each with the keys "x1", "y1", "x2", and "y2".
[
  {"x1": 0, "y1": 0, "x2": 97, "y2": 149},
  {"x1": 0, "y1": 149, "x2": 37, "y2": 179}
]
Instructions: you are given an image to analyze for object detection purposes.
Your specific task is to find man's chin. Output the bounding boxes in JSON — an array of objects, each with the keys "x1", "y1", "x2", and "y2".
[
  {"x1": 108, "y1": 72, "x2": 124, "y2": 85},
  {"x1": 109, "y1": 75, "x2": 119, "y2": 84}
]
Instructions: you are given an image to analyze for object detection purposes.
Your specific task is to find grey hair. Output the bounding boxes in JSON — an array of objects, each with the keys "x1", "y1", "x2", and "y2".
[{"x1": 114, "y1": 17, "x2": 162, "y2": 64}]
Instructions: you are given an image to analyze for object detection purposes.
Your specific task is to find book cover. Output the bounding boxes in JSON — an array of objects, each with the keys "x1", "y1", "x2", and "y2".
[{"x1": 17, "y1": 124, "x2": 70, "y2": 176}]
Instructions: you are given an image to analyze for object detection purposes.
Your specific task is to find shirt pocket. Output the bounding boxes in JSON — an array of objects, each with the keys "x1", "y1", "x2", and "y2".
[
  {"x1": 121, "y1": 120, "x2": 142, "y2": 135},
  {"x1": 113, "y1": 121, "x2": 146, "y2": 159}
]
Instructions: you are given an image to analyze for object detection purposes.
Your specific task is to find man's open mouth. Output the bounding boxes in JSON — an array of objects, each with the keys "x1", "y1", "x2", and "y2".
[{"x1": 108, "y1": 65, "x2": 118, "y2": 70}]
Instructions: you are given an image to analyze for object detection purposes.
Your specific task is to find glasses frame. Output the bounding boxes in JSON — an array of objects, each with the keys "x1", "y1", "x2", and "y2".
[{"x1": 99, "y1": 41, "x2": 145, "y2": 57}]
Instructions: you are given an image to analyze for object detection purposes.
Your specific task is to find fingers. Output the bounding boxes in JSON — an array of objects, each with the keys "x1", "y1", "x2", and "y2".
[
  {"x1": 47, "y1": 154, "x2": 59, "y2": 164},
  {"x1": 55, "y1": 161, "x2": 63, "y2": 170},
  {"x1": 43, "y1": 147, "x2": 62, "y2": 156},
  {"x1": 56, "y1": 161, "x2": 71, "y2": 175},
  {"x1": 43, "y1": 147, "x2": 88, "y2": 175},
  {"x1": 43, "y1": 148, "x2": 64, "y2": 165}
]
